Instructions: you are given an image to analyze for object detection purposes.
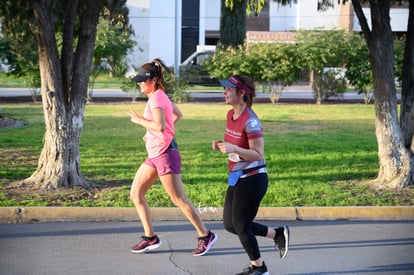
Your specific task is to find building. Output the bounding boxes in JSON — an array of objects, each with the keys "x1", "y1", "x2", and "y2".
[{"x1": 126, "y1": 0, "x2": 409, "y2": 68}]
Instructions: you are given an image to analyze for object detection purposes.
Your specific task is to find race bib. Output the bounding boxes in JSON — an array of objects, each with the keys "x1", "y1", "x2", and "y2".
[{"x1": 228, "y1": 152, "x2": 241, "y2": 162}]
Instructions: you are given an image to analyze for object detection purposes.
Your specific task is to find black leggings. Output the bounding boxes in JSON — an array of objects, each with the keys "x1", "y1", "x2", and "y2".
[{"x1": 223, "y1": 173, "x2": 268, "y2": 261}]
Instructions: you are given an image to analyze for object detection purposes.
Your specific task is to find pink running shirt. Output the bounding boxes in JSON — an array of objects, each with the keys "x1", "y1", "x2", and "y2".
[{"x1": 143, "y1": 89, "x2": 175, "y2": 158}]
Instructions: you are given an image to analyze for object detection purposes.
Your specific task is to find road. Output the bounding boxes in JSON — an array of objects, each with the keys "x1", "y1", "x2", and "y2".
[
  {"x1": 1, "y1": 220, "x2": 413, "y2": 275},
  {"x1": 0, "y1": 86, "x2": 380, "y2": 102}
]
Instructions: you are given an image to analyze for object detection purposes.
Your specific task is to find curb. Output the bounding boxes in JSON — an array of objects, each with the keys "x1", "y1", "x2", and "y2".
[{"x1": 1, "y1": 206, "x2": 413, "y2": 224}]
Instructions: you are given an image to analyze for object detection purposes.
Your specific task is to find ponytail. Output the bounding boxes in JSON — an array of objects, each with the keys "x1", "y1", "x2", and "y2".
[{"x1": 141, "y1": 58, "x2": 171, "y2": 91}]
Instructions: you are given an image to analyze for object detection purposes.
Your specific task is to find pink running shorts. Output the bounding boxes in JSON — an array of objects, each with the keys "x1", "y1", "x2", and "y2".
[{"x1": 144, "y1": 149, "x2": 181, "y2": 176}]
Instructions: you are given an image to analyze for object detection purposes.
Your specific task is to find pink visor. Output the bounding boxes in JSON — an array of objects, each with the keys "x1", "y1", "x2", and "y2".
[{"x1": 219, "y1": 76, "x2": 252, "y2": 94}]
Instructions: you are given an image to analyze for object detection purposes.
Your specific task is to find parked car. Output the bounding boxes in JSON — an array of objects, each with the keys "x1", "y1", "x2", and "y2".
[
  {"x1": 0, "y1": 62, "x2": 11, "y2": 73},
  {"x1": 178, "y1": 45, "x2": 218, "y2": 86}
]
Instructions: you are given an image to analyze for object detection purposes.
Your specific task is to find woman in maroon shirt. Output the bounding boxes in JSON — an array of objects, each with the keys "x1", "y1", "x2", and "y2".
[{"x1": 212, "y1": 75, "x2": 290, "y2": 275}]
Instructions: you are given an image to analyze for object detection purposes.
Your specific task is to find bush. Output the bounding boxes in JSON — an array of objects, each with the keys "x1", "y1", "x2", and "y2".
[
  {"x1": 312, "y1": 69, "x2": 347, "y2": 104},
  {"x1": 164, "y1": 73, "x2": 191, "y2": 103}
]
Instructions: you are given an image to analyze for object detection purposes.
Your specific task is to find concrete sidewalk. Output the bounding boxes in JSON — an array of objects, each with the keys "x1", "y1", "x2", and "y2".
[{"x1": 1, "y1": 206, "x2": 413, "y2": 224}]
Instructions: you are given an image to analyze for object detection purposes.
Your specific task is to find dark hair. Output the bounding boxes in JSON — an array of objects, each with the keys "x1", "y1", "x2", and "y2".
[
  {"x1": 141, "y1": 58, "x2": 171, "y2": 91},
  {"x1": 234, "y1": 75, "x2": 256, "y2": 107}
]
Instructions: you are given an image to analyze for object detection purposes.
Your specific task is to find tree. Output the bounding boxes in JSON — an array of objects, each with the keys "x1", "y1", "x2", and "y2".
[
  {"x1": 12, "y1": 46, "x2": 41, "y2": 102},
  {"x1": 1, "y1": 1, "x2": 134, "y2": 103},
  {"x1": 0, "y1": 5, "x2": 41, "y2": 102},
  {"x1": 346, "y1": 35, "x2": 405, "y2": 105},
  {"x1": 92, "y1": 1, "x2": 135, "y2": 76},
  {"x1": 88, "y1": 14, "x2": 136, "y2": 102},
  {"x1": 399, "y1": 2, "x2": 414, "y2": 157},
  {"x1": 207, "y1": 44, "x2": 247, "y2": 77},
  {"x1": 0, "y1": 39, "x2": 12, "y2": 65},
  {"x1": 220, "y1": 0, "x2": 247, "y2": 47},
  {"x1": 246, "y1": 42, "x2": 302, "y2": 103},
  {"x1": 220, "y1": 0, "x2": 269, "y2": 47},
  {"x1": 207, "y1": 42, "x2": 302, "y2": 103},
  {"x1": 296, "y1": 30, "x2": 352, "y2": 104},
  {"x1": 0, "y1": 0, "x2": 104, "y2": 189},
  {"x1": 351, "y1": 0, "x2": 413, "y2": 187},
  {"x1": 345, "y1": 34, "x2": 374, "y2": 104}
]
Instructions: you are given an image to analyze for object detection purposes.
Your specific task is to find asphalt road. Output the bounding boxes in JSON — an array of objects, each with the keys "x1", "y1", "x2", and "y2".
[{"x1": 1, "y1": 220, "x2": 413, "y2": 275}]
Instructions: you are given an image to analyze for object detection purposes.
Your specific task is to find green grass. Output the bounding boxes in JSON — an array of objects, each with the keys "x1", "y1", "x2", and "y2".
[
  {"x1": 0, "y1": 103, "x2": 413, "y2": 207},
  {"x1": 0, "y1": 72, "x2": 124, "y2": 89},
  {"x1": 0, "y1": 73, "x2": 24, "y2": 88}
]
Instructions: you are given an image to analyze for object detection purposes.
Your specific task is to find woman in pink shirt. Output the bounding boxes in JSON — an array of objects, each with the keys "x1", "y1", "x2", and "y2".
[{"x1": 127, "y1": 58, "x2": 217, "y2": 256}]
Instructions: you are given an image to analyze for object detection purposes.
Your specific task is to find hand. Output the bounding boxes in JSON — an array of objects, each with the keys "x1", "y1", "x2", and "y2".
[
  {"x1": 217, "y1": 142, "x2": 237, "y2": 154},
  {"x1": 212, "y1": 140, "x2": 223, "y2": 150},
  {"x1": 127, "y1": 109, "x2": 142, "y2": 125}
]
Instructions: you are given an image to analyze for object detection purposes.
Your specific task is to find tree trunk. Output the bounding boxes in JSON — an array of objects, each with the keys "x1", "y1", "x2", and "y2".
[
  {"x1": 219, "y1": 0, "x2": 247, "y2": 47},
  {"x1": 24, "y1": 0, "x2": 103, "y2": 189},
  {"x1": 352, "y1": 0, "x2": 413, "y2": 188},
  {"x1": 400, "y1": 1, "x2": 414, "y2": 153},
  {"x1": 269, "y1": 81, "x2": 284, "y2": 104},
  {"x1": 25, "y1": 106, "x2": 86, "y2": 189}
]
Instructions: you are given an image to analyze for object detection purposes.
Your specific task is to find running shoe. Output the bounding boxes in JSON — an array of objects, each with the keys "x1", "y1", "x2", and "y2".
[
  {"x1": 192, "y1": 230, "x2": 218, "y2": 256},
  {"x1": 274, "y1": 226, "x2": 290, "y2": 259},
  {"x1": 236, "y1": 262, "x2": 269, "y2": 275},
  {"x1": 130, "y1": 235, "x2": 162, "y2": 253}
]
